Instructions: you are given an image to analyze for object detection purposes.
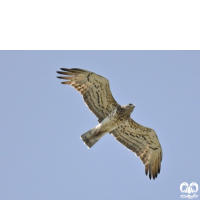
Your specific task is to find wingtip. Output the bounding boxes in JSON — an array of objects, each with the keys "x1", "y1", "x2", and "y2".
[
  {"x1": 149, "y1": 174, "x2": 151, "y2": 180},
  {"x1": 60, "y1": 68, "x2": 69, "y2": 71},
  {"x1": 57, "y1": 71, "x2": 65, "y2": 75},
  {"x1": 145, "y1": 165, "x2": 148, "y2": 176},
  {"x1": 60, "y1": 68, "x2": 65, "y2": 70},
  {"x1": 61, "y1": 81, "x2": 70, "y2": 84}
]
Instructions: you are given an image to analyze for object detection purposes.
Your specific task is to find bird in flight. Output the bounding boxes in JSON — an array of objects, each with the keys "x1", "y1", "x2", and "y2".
[{"x1": 57, "y1": 68, "x2": 163, "y2": 180}]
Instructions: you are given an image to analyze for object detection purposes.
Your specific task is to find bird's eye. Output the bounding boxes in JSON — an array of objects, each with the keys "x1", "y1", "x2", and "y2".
[{"x1": 129, "y1": 104, "x2": 132, "y2": 106}]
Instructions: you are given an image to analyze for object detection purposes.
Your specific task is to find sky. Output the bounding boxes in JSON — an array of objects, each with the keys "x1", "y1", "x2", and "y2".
[{"x1": 0, "y1": 51, "x2": 200, "y2": 200}]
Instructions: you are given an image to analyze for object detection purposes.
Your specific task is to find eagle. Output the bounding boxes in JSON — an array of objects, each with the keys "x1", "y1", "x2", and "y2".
[{"x1": 57, "y1": 68, "x2": 163, "y2": 180}]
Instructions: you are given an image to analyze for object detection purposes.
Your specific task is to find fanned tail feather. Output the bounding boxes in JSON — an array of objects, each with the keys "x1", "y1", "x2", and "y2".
[{"x1": 81, "y1": 128, "x2": 106, "y2": 148}]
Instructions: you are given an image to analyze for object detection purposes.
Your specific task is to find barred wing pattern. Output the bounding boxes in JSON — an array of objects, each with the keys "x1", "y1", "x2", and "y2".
[
  {"x1": 57, "y1": 68, "x2": 119, "y2": 122},
  {"x1": 110, "y1": 118, "x2": 163, "y2": 180}
]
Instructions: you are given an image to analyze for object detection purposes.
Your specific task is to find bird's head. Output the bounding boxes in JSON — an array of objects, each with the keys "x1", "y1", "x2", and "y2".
[{"x1": 121, "y1": 103, "x2": 135, "y2": 115}]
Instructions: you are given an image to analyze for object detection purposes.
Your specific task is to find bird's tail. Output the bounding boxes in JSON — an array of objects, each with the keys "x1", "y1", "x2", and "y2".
[{"x1": 80, "y1": 127, "x2": 106, "y2": 148}]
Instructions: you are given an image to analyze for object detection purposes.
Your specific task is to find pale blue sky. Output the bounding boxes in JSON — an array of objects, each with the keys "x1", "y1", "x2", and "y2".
[{"x1": 0, "y1": 51, "x2": 200, "y2": 200}]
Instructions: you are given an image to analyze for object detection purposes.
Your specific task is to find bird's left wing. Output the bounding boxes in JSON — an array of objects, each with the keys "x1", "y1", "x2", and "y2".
[
  {"x1": 57, "y1": 68, "x2": 119, "y2": 122},
  {"x1": 110, "y1": 118, "x2": 163, "y2": 180}
]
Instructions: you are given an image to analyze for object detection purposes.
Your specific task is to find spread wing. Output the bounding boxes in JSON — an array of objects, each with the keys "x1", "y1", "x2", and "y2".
[
  {"x1": 57, "y1": 68, "x2": 119, "y2": 122},
  {"x1": 110, "y1": 118, "x2": 163, "y2": 180}
]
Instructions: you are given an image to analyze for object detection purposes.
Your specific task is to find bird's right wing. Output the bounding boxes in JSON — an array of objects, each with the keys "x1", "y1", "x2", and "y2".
[{"x1": 57, "y1": 68, "x2": 119, "y2": 122}]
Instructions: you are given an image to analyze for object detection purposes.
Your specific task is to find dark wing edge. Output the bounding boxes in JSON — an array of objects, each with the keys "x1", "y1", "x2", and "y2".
[
  {"x1": 57, "y1": 68, "x2": 119, "y2": 122},
  {"x1": 110, "y1": 118, "x2": 163, "y2": 180}
]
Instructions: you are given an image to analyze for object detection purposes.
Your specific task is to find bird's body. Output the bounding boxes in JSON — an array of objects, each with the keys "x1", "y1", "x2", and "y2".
[
  {"x1": 57, "y1": 68, "x2": 163, "y2": 180},
  {"x1": 81, "y1": 104, "x2": 134, "y2": 147}
]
